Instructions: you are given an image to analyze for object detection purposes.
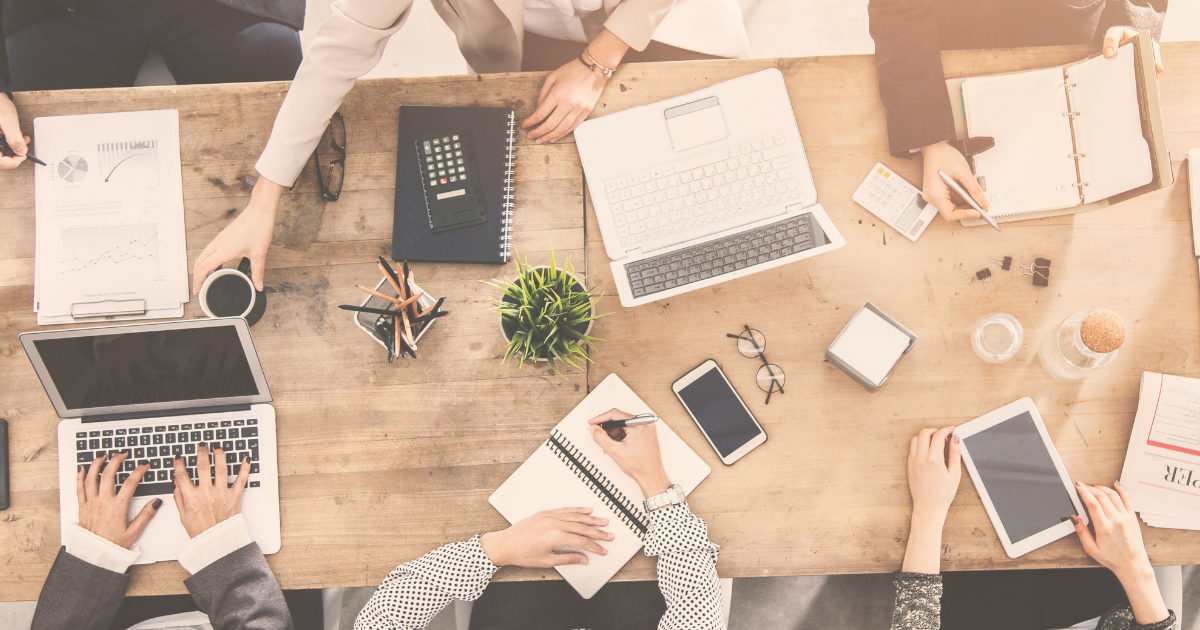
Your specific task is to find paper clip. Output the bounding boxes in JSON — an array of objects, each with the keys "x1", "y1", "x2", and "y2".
[
  {"x1": 989, "y1": 255, "x2": 1012, "y2": 271},
  {"x1": 976, "y1": 268, "x2": 992, "y2": 282},
  {"x1": 1016, "y1": 258, "x2": 1052, "y2": 287}
]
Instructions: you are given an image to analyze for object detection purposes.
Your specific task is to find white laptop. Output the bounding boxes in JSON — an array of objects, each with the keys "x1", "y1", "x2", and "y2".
[
  {"x1": 575, "y1": 69, "x2": 845, "y2": 307},
  {"x1": 20, "y1": 317, "x2": 281, "y2": 563}
]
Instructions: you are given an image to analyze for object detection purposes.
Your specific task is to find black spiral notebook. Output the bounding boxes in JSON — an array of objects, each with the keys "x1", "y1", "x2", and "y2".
[{"x1": 392, "y1": 106, "x2": 516, "y2": 263}]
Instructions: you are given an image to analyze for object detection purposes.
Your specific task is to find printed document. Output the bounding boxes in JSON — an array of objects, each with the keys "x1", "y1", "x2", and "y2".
[
  {"x1": 1120, "y1": 372, "x2": 1200, "y2": 526},
  {"x1": 33, "y1": 110, "x2": 188, "y2": 324}
]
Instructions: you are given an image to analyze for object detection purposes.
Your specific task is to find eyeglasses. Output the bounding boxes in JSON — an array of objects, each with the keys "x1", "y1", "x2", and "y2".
[
  {"x1": 725, "y1": 325, "x2": 786, "y2": 404},
  {"x1": 312, "y1": 113, "x2": 346, "y2": 201}
]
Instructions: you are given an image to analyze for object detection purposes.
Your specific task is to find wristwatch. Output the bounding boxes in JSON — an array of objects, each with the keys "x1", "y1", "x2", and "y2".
[{"x1": 643, "y1": 483, "x2": 686, "y2": 512}]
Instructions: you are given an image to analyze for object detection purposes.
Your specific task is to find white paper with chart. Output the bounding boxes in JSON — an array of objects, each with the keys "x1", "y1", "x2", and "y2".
[
  {"x1": 489, "y1": 373, "x2": 711, "y2": 598},
  {"x1": 33, "y1": 110, "x2": 188, "y2": 324}
]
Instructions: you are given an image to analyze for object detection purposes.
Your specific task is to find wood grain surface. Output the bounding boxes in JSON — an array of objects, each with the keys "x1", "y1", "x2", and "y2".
[{"x1": 1, "y1": 43, "x2": 1198, "y2": 601}]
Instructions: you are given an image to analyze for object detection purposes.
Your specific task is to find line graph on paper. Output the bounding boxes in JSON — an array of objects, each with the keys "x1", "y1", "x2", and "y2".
[
  {"x1": 61, "y1": 223, "x2": 162, "y2": 280},
  {"x1": 99, "y1": 140, "x2": 160, "y2": 187}
]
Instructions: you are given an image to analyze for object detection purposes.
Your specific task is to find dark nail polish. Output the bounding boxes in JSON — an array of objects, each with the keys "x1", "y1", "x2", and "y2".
[
  {"x1": 243, "y1": 456, "x2": 250, "y2": 463},
  {"x1": 152, "y1": 499, "x2": 163, "y2": 509},
  {"x1": 78, "y1": 465, "x2": 84, "y2": 473}
]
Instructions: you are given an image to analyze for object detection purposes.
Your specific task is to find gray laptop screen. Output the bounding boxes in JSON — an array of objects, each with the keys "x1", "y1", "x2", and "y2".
[{"x1": 33, "y1": 323, "x2": 260, "y2": 411}]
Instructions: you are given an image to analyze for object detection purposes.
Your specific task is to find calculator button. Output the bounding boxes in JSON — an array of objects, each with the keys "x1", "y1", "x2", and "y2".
[
  {"x1": 430, "y1": 179, "x2": 437, "y2": 186},
  {"x1": 449, "y1": 176, "x2": 457, "y2": 182},
  {"x1": 440, "y1": 178, "x2": 448, "y2": 184},
  {"x1": 442, "y1": 136, "x2": 449, "y2": 143},
  {"x1": 452, "y1": 135, "x2": 459, "y2": 141}
]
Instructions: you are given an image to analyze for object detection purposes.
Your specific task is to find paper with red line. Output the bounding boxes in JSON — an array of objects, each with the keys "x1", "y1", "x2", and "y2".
[{"x1": 1119, "y1": 372, "x2": 1200, "y2": 527}]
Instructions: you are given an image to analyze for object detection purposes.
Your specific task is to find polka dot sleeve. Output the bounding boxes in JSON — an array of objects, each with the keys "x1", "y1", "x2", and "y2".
[
  {"x1": 353, "y1": 534, "x2": 499, "y2": 630},
  {"x1": 642, "y1": 502, "x2": 723, "y2": 630}
]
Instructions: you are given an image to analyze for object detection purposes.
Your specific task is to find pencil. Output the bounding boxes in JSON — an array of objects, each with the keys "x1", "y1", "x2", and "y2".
[
  {"x1": 392, "y1": 292, "x2": 424, "y2": 311},
  {"x1": 418, "y1": 297, "x2": 445, "y2": 318},
  {"x1": 394, "y1": 312, "x2": 401, "y2": 359},
  {"x1": 378, "y1": 257, "x2": 406, "y2": 297},
  {"x1": 357, "y1": 285, "x2": 403, "y2": 305}
]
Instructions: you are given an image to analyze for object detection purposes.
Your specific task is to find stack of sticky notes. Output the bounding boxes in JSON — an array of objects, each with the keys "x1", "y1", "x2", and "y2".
[{"x1": 826, "y1": 302, "x2": 917, "y2": 392}]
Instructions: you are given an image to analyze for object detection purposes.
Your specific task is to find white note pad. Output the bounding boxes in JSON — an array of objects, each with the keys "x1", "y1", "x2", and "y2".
[{"x1": 828, "y1": 308, "x2": 912, "y2": 386}]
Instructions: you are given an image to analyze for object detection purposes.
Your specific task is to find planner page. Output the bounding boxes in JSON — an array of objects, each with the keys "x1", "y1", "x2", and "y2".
[
  {"x1": 1066, "y1": 43, "x2": 1153, "y2": 203},
  {"x1": 962, "y1": 67, "x2": 1081, "y2": 216}
]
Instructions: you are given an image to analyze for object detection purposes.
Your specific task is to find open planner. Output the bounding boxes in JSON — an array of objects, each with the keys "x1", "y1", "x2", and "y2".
[
  {"x1": 948, "y1": 33, "x2": 1170, "y2": 222},
  {"x1": 489, "y1": 373, "x2": 711, "y2": 598}
]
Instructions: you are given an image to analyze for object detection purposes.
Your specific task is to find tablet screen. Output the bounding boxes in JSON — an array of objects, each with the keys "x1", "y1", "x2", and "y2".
[{"x1": 963, "y1": 411, "x2": 1077, "y2": 543}]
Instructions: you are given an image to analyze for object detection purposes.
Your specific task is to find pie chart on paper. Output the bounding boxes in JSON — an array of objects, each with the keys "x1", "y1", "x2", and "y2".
[{"x1": 57, "y1": 155, "x2": 88, "y2": 183}]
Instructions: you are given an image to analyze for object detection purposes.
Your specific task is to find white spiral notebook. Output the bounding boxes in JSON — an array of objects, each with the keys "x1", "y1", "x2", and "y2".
[{"x1": 489, "y1": 373, "x2": 712, "y2": 598}]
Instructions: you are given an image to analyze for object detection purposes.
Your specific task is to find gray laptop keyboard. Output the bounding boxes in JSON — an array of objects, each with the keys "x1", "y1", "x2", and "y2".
[
  {"x1": 602, "y1": 132, "x2": 803, "y2": 248},
  {"x1": 75, "y1": 419, "x2": 262, "y2": 497},
  {"x1": 625, "y1": 212, "x2": 825, "y2": 299}
]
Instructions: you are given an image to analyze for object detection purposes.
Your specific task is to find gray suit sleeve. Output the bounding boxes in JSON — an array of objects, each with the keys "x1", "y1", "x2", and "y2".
[
  {"x1": 32, "y1": 547, "x2": 131, "y2": 630},
  {"x1": 185, "y1": 542, "x2": 294, "y2": 630},
  {"x1": 1097, "y1": 0, "x2": 1168, "y2": 43}
]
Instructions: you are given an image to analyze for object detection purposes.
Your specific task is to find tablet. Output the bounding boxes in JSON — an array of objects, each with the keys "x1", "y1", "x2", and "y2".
[{"x1": 955, "y1": 398, "x2": 1087, "y2": 558}]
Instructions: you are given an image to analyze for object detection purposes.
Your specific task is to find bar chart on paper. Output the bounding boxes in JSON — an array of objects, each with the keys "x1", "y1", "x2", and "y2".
[{"x1": 99, "y1": 140, "x2": 160, "y2": 187}]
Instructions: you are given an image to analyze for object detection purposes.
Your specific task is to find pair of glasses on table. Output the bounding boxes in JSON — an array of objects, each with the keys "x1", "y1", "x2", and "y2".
[
  {"x1": 310, "y1": 112, "x2": 345, "y2": 201},
  {"x1": 726, "y1": 325, "x2": 786, "y2": 404}
]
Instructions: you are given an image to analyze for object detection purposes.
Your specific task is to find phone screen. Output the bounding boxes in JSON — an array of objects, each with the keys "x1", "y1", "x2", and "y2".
[{"x1": 677, "y1": 367, "x2": 762, "y2": 457}]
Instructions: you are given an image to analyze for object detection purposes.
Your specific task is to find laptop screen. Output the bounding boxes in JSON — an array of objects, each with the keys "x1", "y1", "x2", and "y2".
[{"x1": 27, "y1": 321, "x2": 265, "y2": 416}]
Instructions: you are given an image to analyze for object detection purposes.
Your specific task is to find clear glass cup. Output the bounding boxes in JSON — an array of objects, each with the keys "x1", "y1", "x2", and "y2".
[
  {"x1": 1037, "y1": 308, "x2": 1120, "y2": 380},
  {"x1": 971, "y1": 313, "x2": 1023, "y2": 363}
]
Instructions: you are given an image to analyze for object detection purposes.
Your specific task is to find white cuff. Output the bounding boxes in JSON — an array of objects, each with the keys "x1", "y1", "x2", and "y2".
[
  {"x1": 65, "y1": 523, "x2": 142, "y2": 574},
  {"x1": 176, "y1": 514, "x2": 253, "y2": 575}
]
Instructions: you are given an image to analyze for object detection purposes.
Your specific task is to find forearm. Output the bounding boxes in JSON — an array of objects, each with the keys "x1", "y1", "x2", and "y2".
[
  {"x1": 585, "y1": 29, "x2": 631, "y2": 70},
  {"x1": 32, "y1": 547, "x2": 131, "y2": 630},
  {"x1": 1116, "y1": 566, "x2": 1171, "y2": 626},
  {"x1": 353, "y1": 535, "x2": 500, "y2": 630},
  {"x1": 901, "y1": 508, "x2": 945, "y2": 574},
  {"x1": 643, "y1": 503, "x2": 722, "y2": 630}
]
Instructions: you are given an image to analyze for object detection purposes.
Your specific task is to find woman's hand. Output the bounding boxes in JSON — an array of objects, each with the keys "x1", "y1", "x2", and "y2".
[
  {"x1": 172, "y1": 444, "x2": 250, "y2": 538},
  {"x1": 521, "y1": 28, "x2": 629, "y2": 144},
  {"x1": 0, "y1": 92, "x2": 29, "y2": 169},
  {"x1": 478, "y1": 507, "x2": 613, "y2": 567},
  {"x1": 77, "y1": 452, "x2": 161, "y2": 549},
  {"x1": 901, "y1": 427, "x2": 960, "y2": 574},
  {"x1": 588, "y1": 409, "x2": 672, "y2": 498},
  {"x1": 1103, "y1": 26, "x2": 1163, "y2": 73},
  {"x1": 1073, "y1": 481, "x2": 1169, "y2": 625},
  {"x1": 192, "y1": 177, "x2": 283, "y2": 293},
  {"x1": 920, "y1": 142, "x2": 989, "y2": 222}
]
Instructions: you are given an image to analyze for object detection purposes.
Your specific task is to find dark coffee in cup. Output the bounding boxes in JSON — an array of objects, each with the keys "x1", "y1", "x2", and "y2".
[{"x1": 206, "y1": 274, "x2": 254, "y2": 317}]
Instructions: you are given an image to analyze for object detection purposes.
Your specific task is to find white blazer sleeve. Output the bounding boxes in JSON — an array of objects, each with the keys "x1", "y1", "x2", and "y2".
[{"x1": 255, "y1": 0, "x2": 416, "y2": 188}]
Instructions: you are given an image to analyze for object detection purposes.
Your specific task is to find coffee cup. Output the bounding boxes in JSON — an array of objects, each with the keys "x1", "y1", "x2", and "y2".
[{"x1": 199, "y1": 257, "x2": 267, "y2": 326}]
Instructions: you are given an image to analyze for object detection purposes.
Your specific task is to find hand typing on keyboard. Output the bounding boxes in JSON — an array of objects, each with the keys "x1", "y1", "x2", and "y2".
[
  {"x1": 77, "y1": 452, "x2": 160, "y2": 549},
  {"x1": 172, "y1": 443, "x2": 251, "y2": 538}
]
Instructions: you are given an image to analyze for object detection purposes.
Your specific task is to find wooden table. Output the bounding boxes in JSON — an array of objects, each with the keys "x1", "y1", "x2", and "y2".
[{"x1": 1, "y1": 43, "x2": 1199, "y2": 601}]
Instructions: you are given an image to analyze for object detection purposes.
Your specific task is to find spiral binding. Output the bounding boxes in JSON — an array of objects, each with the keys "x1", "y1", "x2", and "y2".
[
  {"x1": 1060, "y1": 74, "x2": 1088, "y2": 203},
  {"x1": 546, "y1": 430, "x2": 650, "y2": 535},
  {"x1": 500, "y1": 111, "x2": 517, "y2": 262}
]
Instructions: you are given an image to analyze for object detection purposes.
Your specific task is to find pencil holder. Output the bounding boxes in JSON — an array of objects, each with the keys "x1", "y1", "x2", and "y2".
[{"x1": 351, "y1": 276, "x2": 439, "y2": 357}]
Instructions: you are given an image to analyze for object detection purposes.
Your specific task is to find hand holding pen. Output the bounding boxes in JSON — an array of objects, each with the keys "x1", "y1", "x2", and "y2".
[
  {"x1": 919, "y1": 142, "x2": 990, "y2": 223},
  {"x1": 0, "y1": 92, "x2": 41, "y2": 169}
]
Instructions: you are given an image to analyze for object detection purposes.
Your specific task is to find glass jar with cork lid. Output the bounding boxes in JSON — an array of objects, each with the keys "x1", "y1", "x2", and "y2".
[{"x1": 1038, "y1": 309, "x2": 1125, "y2": 379}]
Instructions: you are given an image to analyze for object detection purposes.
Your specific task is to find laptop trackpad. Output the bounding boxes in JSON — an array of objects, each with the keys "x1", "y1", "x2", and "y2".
[{"x1": 665, "y1": 96, "x2": 728, "y2": 152}]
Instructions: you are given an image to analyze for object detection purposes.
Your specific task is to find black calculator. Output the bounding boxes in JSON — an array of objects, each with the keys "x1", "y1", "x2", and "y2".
[{"x1": 416, "y1": 130, "x2": 486, "y2": 233}]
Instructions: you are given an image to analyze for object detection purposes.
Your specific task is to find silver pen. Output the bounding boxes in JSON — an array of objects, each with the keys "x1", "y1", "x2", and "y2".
[
  {"x1": 599, "y1": 413, "x2": 658, "y2": 430},
  {"x1": 938, "y1": 170, "x2": 1001, "y2": 232}
]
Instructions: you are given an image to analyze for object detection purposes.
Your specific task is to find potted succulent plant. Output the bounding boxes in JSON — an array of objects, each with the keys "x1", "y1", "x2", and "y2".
[{"x1": 486, "y1": 250, "x2": 605, "y2": 375}]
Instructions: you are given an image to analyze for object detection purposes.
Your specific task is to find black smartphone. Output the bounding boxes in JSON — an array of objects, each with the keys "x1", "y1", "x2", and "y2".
[{"x1": 672, "y1": 360, "x2": 767, "y2": 465}]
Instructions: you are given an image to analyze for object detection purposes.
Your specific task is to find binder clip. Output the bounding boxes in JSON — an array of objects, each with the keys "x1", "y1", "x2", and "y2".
[
  {"x1": 1016, "y1": 258, "x2": 1051, "y2": 287},
  {"x1": 976, "y1": 268, "x2": 992, "y2": 282},
  {"x1": 989, "y1": 255, "x2": 1012, "y2": 271}
]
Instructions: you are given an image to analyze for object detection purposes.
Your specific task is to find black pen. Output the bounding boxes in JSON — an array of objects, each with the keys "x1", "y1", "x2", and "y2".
[
  {"x1": 600, "y1": 413, "x2": 658, "y2": 430},
  {"x1": 0, "y1": 137, "x2": 46, "y2": 166}
]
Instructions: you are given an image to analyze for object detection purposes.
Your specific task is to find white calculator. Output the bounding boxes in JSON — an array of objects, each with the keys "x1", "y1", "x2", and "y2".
[{"x1": 852, "y1": 163, "x2": 939, "y2": 242}]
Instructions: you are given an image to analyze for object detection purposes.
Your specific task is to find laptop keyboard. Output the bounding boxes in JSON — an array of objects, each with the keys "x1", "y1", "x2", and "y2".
[
  {"x1": 75, "y1": 419, "x2": 262, "y2": 497},
  {"x1": 624, "y1": 212, "x2": 823, "y2": 299},
  {"x1": 602, "y1": 133, "x2": 804, "y2": 248}
]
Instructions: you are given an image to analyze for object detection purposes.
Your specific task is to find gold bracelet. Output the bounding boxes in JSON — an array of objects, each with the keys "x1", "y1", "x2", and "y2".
[{"x1": 579, "y1": 47, "x2": 617, "y2": 78}]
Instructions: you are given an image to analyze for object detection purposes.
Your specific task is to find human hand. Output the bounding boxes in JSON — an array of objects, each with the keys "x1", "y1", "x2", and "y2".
[
  {"x1": 192, "y1": 178, "x2": 282, "y2": 293},
  {"x1": 0, "y1": 92, "x2": 29, "y2": 169},
  {"x1": 478, "y1": 507, "x2": 613, "y2": 567},
  {"x1": 1073, "y1": 481, "x2": 1169, "y2": 624},
  {"x1": 1104, "y1": 26, "x2": 1163, "y2": 73},
  {"x1": 908, "y1": 426, "x2": 961, "y2": 521},
  {"x1": 920, "y1": 142, "x2": 990, "y2": 222},
  {"x1": 172, "y1": 444, "x2": 250, "y2": 538},
  {"x1": 588, "y1": 409, "x2": 672, "y2": 498},
  {"x1": 77, "y1": 452, "x2": 160, "y2": 549},
  {"x1": 521, "y1": 57, "x2": 608, "y2": 144}
]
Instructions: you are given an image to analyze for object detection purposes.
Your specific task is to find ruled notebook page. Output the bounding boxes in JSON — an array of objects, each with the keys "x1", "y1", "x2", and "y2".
[
  {"x1": 1067, "y1": 43, "x2": 1153, "y2": 203},
  {"x1": 963, "y1": 67, "x2": 1081, "y2": 215}
]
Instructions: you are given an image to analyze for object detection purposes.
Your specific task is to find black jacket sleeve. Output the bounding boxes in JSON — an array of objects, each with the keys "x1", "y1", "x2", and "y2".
[
  {"x1": 185, "y1": 542, "x2": 295, "y2": 630},
  {"x1": 867, "y1": 0, "x2": 958, "y2": 158},
  {"x1": 31, "y1": 548, "x2": 131, "y2": 630},
  {"x1": 1, "y1": 2, "x2": 10, "y2": 97},
  {"x1": 1096, "y1": 0, "x2": 1168, "y2": 43}
]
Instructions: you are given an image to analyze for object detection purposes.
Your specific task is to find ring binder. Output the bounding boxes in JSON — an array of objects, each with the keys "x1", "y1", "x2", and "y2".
[
  {"x1": 1062, "y1": 112, "x2": 1081, "y2": 118},
  {"x1": 501, "y1": 112, "x2": 517, "y2": 262},
  {"x1": 547, "y1": 430, "x2": 650, "y2": 535}
]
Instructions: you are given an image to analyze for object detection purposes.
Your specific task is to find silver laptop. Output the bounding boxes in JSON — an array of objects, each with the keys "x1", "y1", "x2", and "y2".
[
  {"x1": 575, "y1": 69, "x2": 845, "y2": 307},
  {"x1": 20, "y1": 317, "x2": 281, "y2": 564}
]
